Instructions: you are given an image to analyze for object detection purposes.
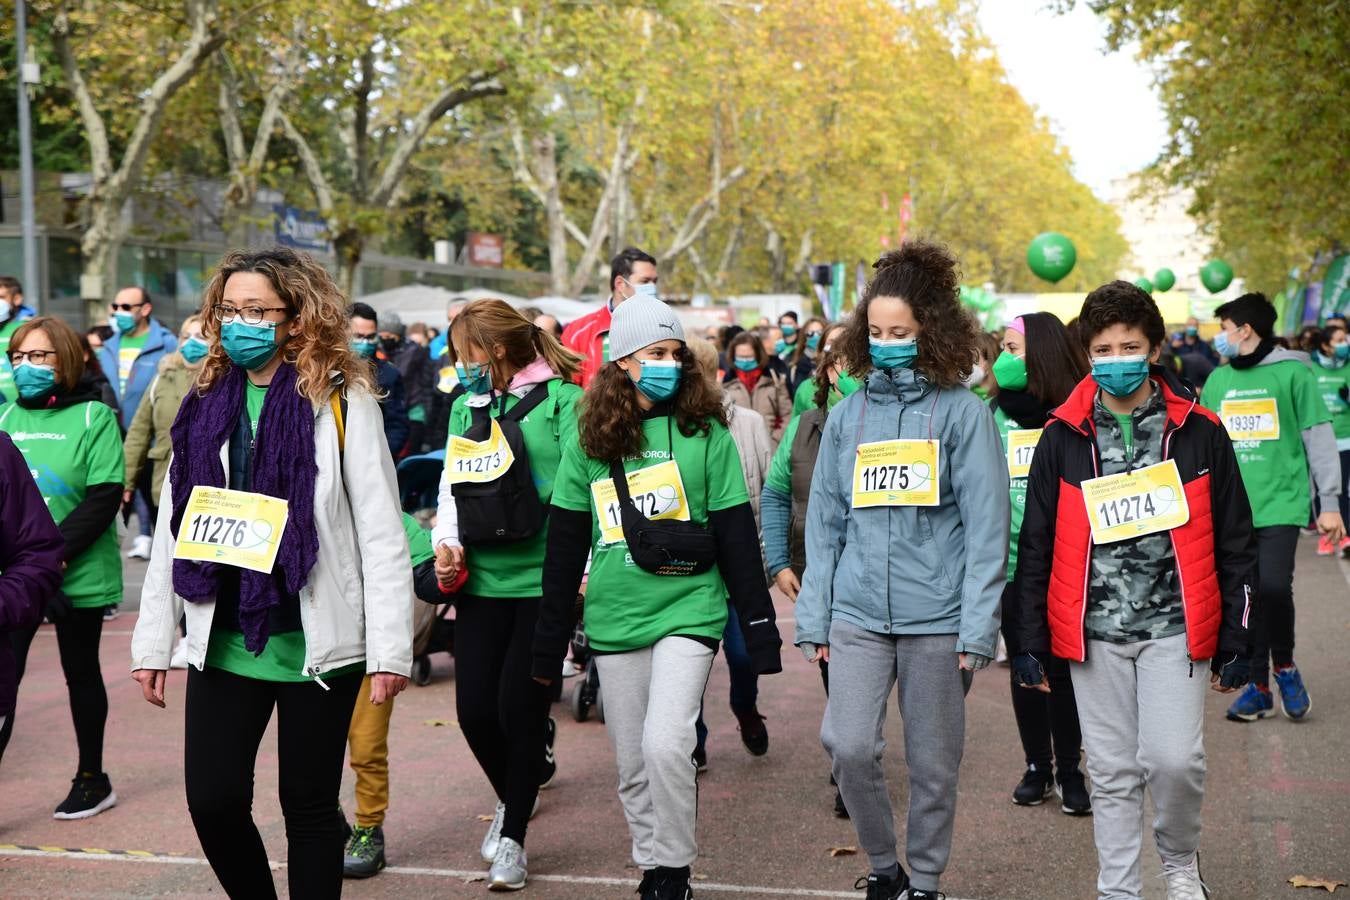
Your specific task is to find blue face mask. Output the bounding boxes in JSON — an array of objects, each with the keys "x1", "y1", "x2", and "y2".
[
  {"x1": 806, "y1": 332, "x2": 821, "y2": 352},
  {"x1": 455, "y1": 361, "x2": 492, "y2": 395},
  {"x1": 14, "y1": 362, "x2": 57, "y2": 399},
  {"x1": 112, "y1": 311, "x2": 136, "y2": 333},
  {"x1": 1337, "y1": 344, "x2": 1350, "y2": 362},
  {"x1": 1186, "y1": 326, "x2": 1199, "y2": 337},
  {"x1": 179, "y1": 336, "x2": 209, "y2": 365},
  {"x1": 624, "y1": 279, "x2": 658, "y2": 300},
  {"x1": 221, "y1": 320, "x2": 281, "y2": 371},
  {"x1": 1091, "y1": 355, "x2": 1151, "y2": 398},
  {"x1": 869, "y1": 337, "x2": 918, "y2": 370},
  {"x1": 631, "y1": 359, "x2": 681, "y2": 402},
  {"x1": 780, "y1": 324, "x2": 797, "y2": 338},
  {"x1": 774, "y1": 339, "x2": 790, "y2": 356},
  {"x1": 350, "y1": 337, "x2": 378, "y2": 359},
  {"x1": 1213, "y1": 330, "x2": 1236, "y2": 358},
  {"x1": 733, "y1": 357, "x2": 759, "y2": 372}
]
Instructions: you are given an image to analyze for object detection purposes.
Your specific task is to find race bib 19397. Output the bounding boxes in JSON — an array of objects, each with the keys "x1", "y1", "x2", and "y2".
[
  {"x1": 445, "y1": 418, "x2": 516, "y2": 484},
  {"x1": 590, "y1": 460, "x2": 691, "y2": 544},
  {"x1": 1081, "y1": 459, "x2": 1189, "y2": 544},
  {"x1": 1219, "y1": 398, "x2": 1279, "y2": 442},
  {"x1": 172, "y1": 486, "x2": 290, "y2": 574},
  {"x1": 851, "y1": 439, "x2": 940, "y2": 508}
]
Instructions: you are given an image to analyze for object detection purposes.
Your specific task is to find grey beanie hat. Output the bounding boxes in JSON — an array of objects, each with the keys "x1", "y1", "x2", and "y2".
[
  {"x1": 608, "y1": 295, "x2": 685, "y2": 360},
  {"x1": 381, "y1": 310, "x2": 406, "y2": 337}
]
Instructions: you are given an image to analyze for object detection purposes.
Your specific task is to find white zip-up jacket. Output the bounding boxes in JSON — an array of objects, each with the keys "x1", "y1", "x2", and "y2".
[{"x1": 131, "y1": 383, "x2": 414, "y2": 679}]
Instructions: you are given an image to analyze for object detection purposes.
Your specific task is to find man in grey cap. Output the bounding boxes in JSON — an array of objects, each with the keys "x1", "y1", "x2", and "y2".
[{"x1": 378, "y1": 311, "x2": 434, "y2": 454}]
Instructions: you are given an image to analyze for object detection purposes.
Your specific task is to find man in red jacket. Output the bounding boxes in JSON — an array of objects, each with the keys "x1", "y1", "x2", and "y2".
[
  {"x1": 1007, "y1": 281, "x2": 1257, "y2": 900},
  {"x1": 561, "y1": 247, "x2": 657, "y2": 388}
]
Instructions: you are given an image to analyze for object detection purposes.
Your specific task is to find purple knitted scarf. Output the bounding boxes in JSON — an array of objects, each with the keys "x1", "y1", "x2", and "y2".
[{"x1": 168, "y1": 363, "x2": 319, "y2": 653}]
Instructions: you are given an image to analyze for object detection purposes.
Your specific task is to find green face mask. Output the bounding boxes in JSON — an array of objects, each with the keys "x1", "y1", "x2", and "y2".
[
  {"x1": 991, "y1": 350, "x2": 1029, "y2": 391},
  {"x1": 835, "y1": 371, "x2": 862, "y2": 397}
]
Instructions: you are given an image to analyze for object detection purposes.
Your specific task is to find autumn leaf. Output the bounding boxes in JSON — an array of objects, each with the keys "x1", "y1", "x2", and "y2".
[
  {"x1": 476, "y1": 814, "x2": 495, "y2": 822},
  {"x1": 1289, "y1": 875, "x2": 1347, "y2": 893},
  {"x1": 829, "y1": 846, "x2": 858, "y2": 858},
  {"x1": 422, "y1": 719, "x2": 456, "y2": 728}
]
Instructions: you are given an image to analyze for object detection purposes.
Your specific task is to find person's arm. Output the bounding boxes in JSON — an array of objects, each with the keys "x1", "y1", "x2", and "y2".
[
  {"x1": 1009, "y1": 425, "x2": 1062, "y2": 656},
  {"x1": 532, "y1": 506, "x2": 591, "y2": 680},
  {"x1": 0, "y1": 434, "x2": 64, "y2": 633},
  {"x1": 122, "y1": 376, "x2": 158, "y2": 491},
  {"x1": 131, "y1": 474, "x2": 184, "y2": 674},
  {"x1": 709, "y1": 502, "x2": 782, "y2": 675},
  {"x1": 1207, "y1": 420, "x2": 1258, "y2": 658},
  {"x1": 1302, "y1": 422, "x2": 1342, "y2": 514},
  {"x1": 760, "y1": 485, "x2": 792, "y2": 577},
  {"x1": 60, "y1": 406, "x2": 125, "y2": 562},
  {"x1": 948, "y1": 395, "x2": 1010, "y2": 661},
  {"x1": 412, "y1": 558, "x2": 442, "y2": 605},
  {"x1": 795, "y1": 405, "x2": 848, "y2": 648}
]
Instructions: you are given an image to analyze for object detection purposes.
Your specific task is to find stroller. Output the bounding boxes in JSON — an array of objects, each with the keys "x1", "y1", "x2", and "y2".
[
  {"x1": 398, "y1": 451, "x2": 455, "y2": 686},
  {"x1": 568, "y1": 611, "x2": 605, "y2": 723}
]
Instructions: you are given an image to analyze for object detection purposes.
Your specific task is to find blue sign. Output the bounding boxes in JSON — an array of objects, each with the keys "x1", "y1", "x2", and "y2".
[{"x1": 273, "y1": 205, "x2": 330, "y2": 252}]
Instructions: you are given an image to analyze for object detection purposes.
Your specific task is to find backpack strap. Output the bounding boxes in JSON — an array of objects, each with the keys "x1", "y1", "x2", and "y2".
[
  {"x1": 499, "y1": 381, "x2": 552, "y2": 423},
  {"x1": 330, "y1": 390, "x2": 347, "y2": 458}
]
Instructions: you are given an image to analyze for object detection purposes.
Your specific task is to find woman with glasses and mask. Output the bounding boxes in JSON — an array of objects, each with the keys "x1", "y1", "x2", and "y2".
[
  {"x1": 131, "y1": 247, "x2": 414, "y2": 900},
  {"x1": 786, "y1": 316, "x2": 829, "y2": 397},
  {"x1": 0, "y1": 317, "x2": 126, "y2": 818}
]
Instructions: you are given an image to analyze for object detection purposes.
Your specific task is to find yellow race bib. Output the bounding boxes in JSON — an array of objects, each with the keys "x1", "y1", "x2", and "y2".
[
  {"x1": 1219, "y1": 398, "x2": 1279, "y2": 441},
  {"x1": 172, "y1": 486, "x2": 290, "y2": 574},
  {"x1": 851, "y1": 439, "x2": 940, "y2": 508},
  {"x1": 590, "y1": 460, "x2": 691, "y2": 544},
  {"x1": 1081, "y1": 459, "x2": 1189, "y2": 544},
  {"x1": 1007, "y1": 429, "x2": 1043, "y2": 479},
  {"x1": 436, "y1": 366, "x2": 459, "y2": 394},
  {"x1": 445, "y1": 418, "x2": 516, "y2": 484}
]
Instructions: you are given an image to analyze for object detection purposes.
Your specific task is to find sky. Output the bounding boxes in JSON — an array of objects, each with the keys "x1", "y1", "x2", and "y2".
[{"x1": 976, "y1": 0, "x2": 1169, "y2": 199}]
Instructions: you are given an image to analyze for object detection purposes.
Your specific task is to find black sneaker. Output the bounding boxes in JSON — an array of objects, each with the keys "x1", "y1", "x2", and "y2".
[
  {"x1": 343, "y1": 824, "x2": 386, "y2": 878},
  {"x1": 692, "y1": 746, "x2": 708, "y2": 774},
  {"x1": 733, "y1": 707, "x2": 769, "y2": 756},
  {"x1": 102, "y1": 604, "x2": 120, "y2": 621},
  {"x1": 907, "y1": 891, "x2": 946, "y2": 900},
  {"x1": 636, "y1": 869, "x2": 657, "y2": 898},
  {"x1": 853, "y1": 869, "x2": 909, "y2": 900},
  {"x1": 53, "y1": 772, "x2": 117, "y2": 819},
  {"x1": 1012, "y1": 766, "x2": 1055, "y2": 806},
  {"x1": 652, "y1": 865, "x2": 693, "y2": 900},
  {"x1": 1056, "y1": 770, "x2": 1092, "y2": 816},
  {"x1": 834, "y1": 788, "x2": 849, "y2": 819},
  {"x1": 540, "y1": 716, "x2": 558, "y2": 789}
]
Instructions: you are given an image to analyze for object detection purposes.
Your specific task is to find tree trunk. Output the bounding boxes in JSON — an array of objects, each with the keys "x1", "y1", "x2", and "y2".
[
  {"x1": 79, "y1": 204, "x2": 119, "y2": 324},
  {"x1": 535, "y1": 134, "x2": 570, "y2": 297},
  {"x1": 334, "y1": 228, "x2": 363, "y2": 301}
]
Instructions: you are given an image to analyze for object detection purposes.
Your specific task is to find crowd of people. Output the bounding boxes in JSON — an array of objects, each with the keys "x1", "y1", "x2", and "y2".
[{"x1": 0, "y1": 239, "x2": 1344, "y2": 900}]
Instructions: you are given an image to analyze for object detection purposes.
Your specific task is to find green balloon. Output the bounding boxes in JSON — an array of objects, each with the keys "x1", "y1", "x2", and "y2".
[
  {"x1": 1134, "y1": 277, "x2": 1154, "y2": 294},
  {"x1": 1026, "y1": 232, "x2": 1077, "y2": 283},
  {"x1": 1201, "y1": 259, "x2": 1234, "y2": 294},
  {"x1": 1153, "y1": 268, "x2": 1176, "y2": 292}
]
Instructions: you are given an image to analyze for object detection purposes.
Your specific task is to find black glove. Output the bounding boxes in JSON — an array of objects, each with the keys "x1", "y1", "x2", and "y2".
[
  {"x1": 44, "y1": 591, "x2": 73, "y2": 622},
  {"x1": 1011, "y1": 653, "x2": 1045, "y2": 688},
  {"x1": 1211, "y1": 654, "x2": 1250, "y2": 689}
]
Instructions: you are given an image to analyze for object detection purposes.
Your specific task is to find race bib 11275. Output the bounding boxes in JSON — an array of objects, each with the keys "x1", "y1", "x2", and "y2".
[{"x1": 851, "y1": 439, "x2": 940, "y2": 508}]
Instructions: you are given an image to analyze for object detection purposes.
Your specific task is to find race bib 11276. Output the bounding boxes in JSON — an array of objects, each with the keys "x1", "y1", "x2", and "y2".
[
  {"x1": 851, "y1": 439, "x2": 940, "y2": 508},
  {"x1": 172, "y1": 486, "x2": 290, "y2": 573},
  {"x1": 1081, "y1": 459, "x2": 1189, "y2": 544}
]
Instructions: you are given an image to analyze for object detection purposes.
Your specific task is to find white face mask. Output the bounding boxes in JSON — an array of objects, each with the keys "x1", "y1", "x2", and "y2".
[{"x1": 963, "y1": 365, "x2": 986, "y2": 389}]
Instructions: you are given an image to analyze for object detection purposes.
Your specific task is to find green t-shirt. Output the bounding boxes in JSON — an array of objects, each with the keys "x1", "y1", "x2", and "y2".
[
  {"x1": 0, "y1": 317, "x2": 25, "y2": 400},
  {"x1": 1311, "y1": 358, "x2": 1350, "y2": 446},
  {"x1": 765, "y1": 414, "x2": 800, "y2": 495},
  {"x1": 0, "y1": 399, "x2": 124, "y2": 607},
  {"x1": 994, "y1": 407, "x2": 1031, "y2": 583},
  {"x1": 1110, "y1": 410, "x2": 1134, "y2": 457},
  {"x1": 245, "y1": 380, "x2": 267, "y2": 438},
  {"x1": 791, "y1": 375, "x2": 845, "y2": 419},
  {"x1": 1201, "y1": 358, "x2": 1330, "y2": 528},
  {"x1": 550, "y1": 416, "x2": 747, "y2": 652},
  {"x1": 403, "y1": 512, "x2": 435, "y2": 567},
  {"x1": 117, "y1": 332, "x2": 149, "y2": 390},
  {"x1": 448, "y1": 380, "x2": 582, "y2": 598}
]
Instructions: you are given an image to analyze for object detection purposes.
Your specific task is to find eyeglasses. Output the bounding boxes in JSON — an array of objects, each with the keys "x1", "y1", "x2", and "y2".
[
  {"x1": 8, "y1": 349, "x2": 55, "y2": 366},
  {"x1": 110, "y1": 302, "x2": 145, "y2": 312},
  {"x1": 211, "y1": 304, "x2": 290, "y2": 325}
]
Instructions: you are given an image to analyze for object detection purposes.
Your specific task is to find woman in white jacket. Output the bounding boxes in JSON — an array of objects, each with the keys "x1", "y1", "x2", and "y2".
[{"x1": 131, "y1": 247, "x2": 414, "y2": 900}]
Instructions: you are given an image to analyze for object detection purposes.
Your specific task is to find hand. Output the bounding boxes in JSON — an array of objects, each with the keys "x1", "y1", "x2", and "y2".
[
  {"x1": 1316, "y1": 511, "x2": 1346, "y2": 544},
  {"x1": 132, "y1": 669, "x2": 167, "y2": 708},
  {"x1": 44, "y1": 591, "x2": 73, "y2": 622},
  {"x1": 773, "y1": 568, "x2": 801, "y2": 602},
  {"x1": 1011, "y1": 653, "x2": 1050, "y2": 692},
  {"x1": 434, "y1": 544, "x2": 465, "y2": 588},
  {"x1": 800, "y1": 642, "x2": 830, "y2": 664},
  {"x1": 959, "y1": 652, "x2": 991, "y2": 672},
  {"x1": 123, "y1": 489, "x2": 134, "y2": 505},
  {"x1": 369, "y1": 672, "x2": 409, "y2": 705},
  {"x1": 1210, "y1": 654, "x2": 1249, "y2": 693}
]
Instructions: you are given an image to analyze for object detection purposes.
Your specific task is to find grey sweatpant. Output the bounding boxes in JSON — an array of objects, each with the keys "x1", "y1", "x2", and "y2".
[
  {"x1": 1071, "y1": 633, "x2": 1208, "y2": 900},
  {"x1": 593, "y1": 636, "x2": 715, "y2": 870},
  {"x1": 821, "y1": 622, "x2": 970, "y2": 893}
]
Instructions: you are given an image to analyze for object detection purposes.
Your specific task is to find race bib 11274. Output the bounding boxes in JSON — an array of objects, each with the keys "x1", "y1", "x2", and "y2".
[
  {"x1": 172, "y1": 486, "x2": 290, "y2": 573},
  {"x1": 1081, "y1": 459, "x2": 1189, "y2": 544},
  {"x1": 851, "y1": 439, "x2": 940, "y2": 508}
]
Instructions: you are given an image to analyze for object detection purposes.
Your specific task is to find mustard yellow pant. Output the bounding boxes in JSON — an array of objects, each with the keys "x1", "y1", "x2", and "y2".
[{"x1": 347, "y1": 674, "x2": 395, "y2": 827}]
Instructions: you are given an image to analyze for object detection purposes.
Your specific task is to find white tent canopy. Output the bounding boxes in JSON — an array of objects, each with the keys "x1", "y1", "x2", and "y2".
[{"x1": 356, "y1": 284, "x2": 601, "y2": 329}]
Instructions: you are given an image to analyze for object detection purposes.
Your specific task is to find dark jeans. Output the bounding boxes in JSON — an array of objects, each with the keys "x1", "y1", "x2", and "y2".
[
  {"x1": 453, "y1": 594, "x2": 551, "y2": 845},
  {"x1": 184, "y1": 665, "x2": 362, "y2": 900},
  {"x1": 0, "y1": 607, "x2": 108, "y2": 773},
  {"x1": 695, "y1": 604, "x2": 757, "y2": 753},
  {"x1": 1251, "y1": 525, "x2": 1300, "y2": 682},
  {"x1": 1009, "y1": 655, "x2": 1082, "y2": 774}
]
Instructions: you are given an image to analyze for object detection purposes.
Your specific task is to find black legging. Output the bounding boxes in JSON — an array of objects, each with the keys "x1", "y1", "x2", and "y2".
[
  {"x1": 1251, "y1": 525, "x2": 1300, "y2": 682},
  {"x1": 1009, "y1": 655, "x2": 1082, "y2": 774},
  {"x1": 453, "y1": 594, "x2": 551, "y2": 845},
  {"x1": 0, "y1": 606, "x2": 108, "y2": 773},
  {"x1": 184, "y1": 664, "x2": 362, "y2": 900}
]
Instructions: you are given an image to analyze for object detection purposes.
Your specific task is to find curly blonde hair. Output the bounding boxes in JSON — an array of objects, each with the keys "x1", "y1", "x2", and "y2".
[{"x1": 195, "y1": 247, "x2": 372, "y2": 403}]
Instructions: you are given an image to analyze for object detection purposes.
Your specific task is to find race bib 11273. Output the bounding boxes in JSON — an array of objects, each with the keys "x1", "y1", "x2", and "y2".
[
  {"x1": 445, "y1": 418, "x2": 516, "y2": 484},
  {"x1": 1081, "y1": 459, "x2": 1189, "y2": 544},
  {"x1": 851, "y1": 439, "x2": 940, "y2": 508},
  {"x1": 172, "y1": 486, "x2": 290, "y2": 573}
]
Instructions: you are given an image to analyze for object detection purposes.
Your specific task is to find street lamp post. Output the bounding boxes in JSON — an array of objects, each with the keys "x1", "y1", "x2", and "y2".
[{"x1": 15, "y1": 0, "x2": 39, "y2": 311}]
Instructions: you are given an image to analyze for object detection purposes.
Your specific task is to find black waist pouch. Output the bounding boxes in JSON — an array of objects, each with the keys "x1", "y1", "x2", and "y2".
[{"x1": 609, "y1": 460, "x2": 717, "y2": 577}]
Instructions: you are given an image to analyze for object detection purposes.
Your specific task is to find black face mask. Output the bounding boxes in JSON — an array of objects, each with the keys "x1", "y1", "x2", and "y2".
[{"x1": 379, "y1": 337, "x2": 400, "y2": 355}]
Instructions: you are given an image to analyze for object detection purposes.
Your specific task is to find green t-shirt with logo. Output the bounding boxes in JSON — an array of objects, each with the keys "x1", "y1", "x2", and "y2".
[
  {"x1": 245, "y1": 380, "x2": 267, "y2": 437},
  {"x1": 447, "y1": 379, "x2": 582, "y2": 598},
  {"x1": 994, "y1": 407, "x2": 1033, "y2": 583},
  {"x1": 1310, "y1": 357, "x2": 1350, "y2": 446},
  {"x1": 1201, "y1": 358, "x2": 1330, "y2": 528},
  {"x1": 550, "y1": 415, "x2": 747, "y2": 653},
  {"x1": 0, "y1": 317, "x2": 26, "y2": 400},
  {"x1": 0, "y1": 399, "x2": 124, "y2": 607},
  {"x1": 117, "y1": 332, "x2": 149, "y2": 390}
]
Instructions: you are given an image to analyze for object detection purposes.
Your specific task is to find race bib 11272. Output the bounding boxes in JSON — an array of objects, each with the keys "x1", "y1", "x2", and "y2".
[
  {"x1": 172, "y1": 486, "x2": 290, "y2": 573},
  {"x1": 590, "y1": 460, "x2": 691, "y2": 544},
  {"x1": 1081, "y1": 459, "x2": 1189, "y2": 544},
  {"x1": 851, "y1": 439, "x2": 940, "y2": 508}
]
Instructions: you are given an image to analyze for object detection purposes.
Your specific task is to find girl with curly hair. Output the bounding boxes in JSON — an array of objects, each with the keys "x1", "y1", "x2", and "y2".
[
  {"x1": 532, "y1": 295, "x2": 782, "y2": 900},
  {"x1": 131, "y1": 246, "x2": 414, "y2": 899},
  {"x1": 795, "y1": 240, "x2": 1009, "y2": 900}
]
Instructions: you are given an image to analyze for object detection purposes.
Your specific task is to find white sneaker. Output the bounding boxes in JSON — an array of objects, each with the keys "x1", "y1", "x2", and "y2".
[
  {"x1": 127, "y1": 535, "x2": 152, "y2": 560},
  {"x1": 487, "y1": 837, "x2": 526, "y2": 891},
  {"x1": 1162, "y1": 854, "x2": 1211, "y2": 900},
  {"x1": 480, "y1": 802, "x2": 505, "y2": 864},
  {"x1": 169, "y1": 640, "x2": 189, "y2": 670}
]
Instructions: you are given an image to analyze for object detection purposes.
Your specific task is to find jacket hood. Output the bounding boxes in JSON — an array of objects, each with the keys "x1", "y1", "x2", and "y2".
[
  {"x1": 1052, "y1": 364, "x2": 1203, "y2": 437},
  {"x1": 1258, "y1": 346, "x2": 1313, "y2": 370},
  {"x1": 864, "y1": 366, "x2": 933, "y2": 405}
]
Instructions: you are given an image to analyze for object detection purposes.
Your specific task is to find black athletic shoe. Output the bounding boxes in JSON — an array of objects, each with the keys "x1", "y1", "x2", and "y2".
[
  {"x1": 539, "y1": 716, "x2": 558, "y2": 789},
  {"x1": 53, "y1": 772, "x2": 117, "y2": 819},
  {"x1": 1057, "y1": 770, "x2": 1092, "y2": 816},
  {"x1": 733, "y1": 707, "x2": 769, "y2": 756},
  {"x1": 834, "y1": 788, "x2": 849, "y2": 818},
  {"x1": 906, "y1": 890, "x2": 946, "y2": 900},
  {"x1": 342, "y1": 825, "x2": 386, "y2": 878},
  {"x1": 1012, "y1": 766, "x2": 1055, "y2": 806},
  {"x1": 636, "y1": 869, "x2": 658, "y2": 898},
  {"x1": 853, "y1": 868, "x2": 909, "y2": 900},
  {"x1": 651, "y1": 866, "x2": 693, "y2": 900}
]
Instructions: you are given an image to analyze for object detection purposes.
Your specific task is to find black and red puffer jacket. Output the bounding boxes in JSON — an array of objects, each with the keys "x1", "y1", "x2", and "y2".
[{"x1": 1008, "y1": 366, "x2": 1257, "y2": 662}]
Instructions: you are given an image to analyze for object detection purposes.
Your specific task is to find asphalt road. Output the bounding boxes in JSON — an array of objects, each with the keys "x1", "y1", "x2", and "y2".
[{"x1": 1, "y1": 536, "x2": 1348, "y2": 898}]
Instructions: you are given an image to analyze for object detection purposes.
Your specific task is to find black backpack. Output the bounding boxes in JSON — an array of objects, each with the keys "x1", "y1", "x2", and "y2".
[{"x1": 452, "y1": 382, "x2": 553, "y2": 545}]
